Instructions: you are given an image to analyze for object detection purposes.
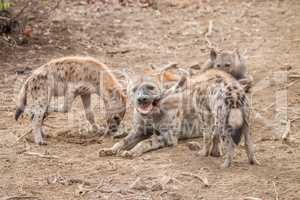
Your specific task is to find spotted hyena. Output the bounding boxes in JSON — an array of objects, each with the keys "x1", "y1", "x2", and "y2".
[
  {"x1": 198, "y1": 48, "x2": 253, "y2": 92},
  {"x1": 99, "y1": 66, "x2": 259, "y2": 168},
  {"x1": 15, "y1": 56, "x2": 127, "y2": 145}
]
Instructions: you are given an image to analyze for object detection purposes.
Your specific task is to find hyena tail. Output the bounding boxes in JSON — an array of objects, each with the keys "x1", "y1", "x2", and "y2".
[
  {"x1": 228, "y1": 108, "x2": 244, "y2": 145},
  {"x1": 15, "y1": 81, "x2": 28, "y2": 121}
]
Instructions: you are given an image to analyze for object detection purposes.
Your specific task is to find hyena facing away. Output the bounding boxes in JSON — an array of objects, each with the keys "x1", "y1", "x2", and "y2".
[
  {"x1": 99, "y1": 67, "x2": 259, "y2": 168},
  {"x1": 201, "y1": 48, "x2": 253, "y2": 93},
  {"x1": 15, "y1": 56, "x2": 127, "y2": 145}
]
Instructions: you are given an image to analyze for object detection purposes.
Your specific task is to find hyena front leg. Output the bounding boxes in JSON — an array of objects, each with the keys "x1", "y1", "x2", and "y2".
[
  {"x1": 221, "y1": 136, "x2": 235, "y2": 168},
  {"x1": 120, "y1": 134, "x2": 165, "y2": 158},
  {"x1": 243, "y1": 123, "x2": 260, "y2": 165},
  {"x1": 31, "y1": 102, "x2": 48, "y2": 145},
  {"x1": 99, "y1": 129, "x2": 146, "y2": 157},
  {"x1": 210, "y1": 134, "x2": 222, "y2": 157},
  {"x1": 80, "y1": 94, "x2": 103, "y2": 135},
  {"x1": 199, "y1": 132, "x2": 212, "y2": 156}
]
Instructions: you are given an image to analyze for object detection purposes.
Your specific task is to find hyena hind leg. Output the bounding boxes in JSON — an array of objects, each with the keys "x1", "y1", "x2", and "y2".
[
  {"x1": 80, "y1": 94, "x2": 103, "y2": 134},
  {"x1": 120, "y1": 135, "x2": 165, "y2": 158},
  {"x1": 243, "y1": 123, "x2": 260, "y2": 165}
]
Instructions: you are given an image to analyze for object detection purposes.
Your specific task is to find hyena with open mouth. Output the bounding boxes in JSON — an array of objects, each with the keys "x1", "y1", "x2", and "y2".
[
  {"x1": 15, "y1": 56, "x2": 127, "y2": 145},
  {"x1": 99, "y1": 65, "x2": 259, "y2": 168}
]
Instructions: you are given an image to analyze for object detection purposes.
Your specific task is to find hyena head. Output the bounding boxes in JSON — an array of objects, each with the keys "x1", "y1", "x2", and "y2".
[
  {"x1": 128, "y1": 65, "x2": 186, "y2": 116},
  {"x1": 105, "y1": 89, "x2": 127, "y2": 133},
  {"x1": 130, "y1": 76, "x2": 162, "y2": 115},
  {"x1": 209, "y1": 48, "x2": 245, "y2": 78}
]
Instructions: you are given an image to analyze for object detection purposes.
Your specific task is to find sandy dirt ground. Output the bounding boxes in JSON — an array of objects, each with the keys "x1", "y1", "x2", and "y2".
[{"x1": 0, "y1": 0, "x2": 300, "y2": 199}]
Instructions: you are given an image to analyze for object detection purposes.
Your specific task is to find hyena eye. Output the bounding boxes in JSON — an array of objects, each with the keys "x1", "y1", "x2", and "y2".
[
  {"x1": 132, "y1": 86, "x2": 138, "y2": 92},
  {"x1": 225, "y1": 64, "x2": 230, "y2": 67},
  {"x1": 146, "y1": 85, "x2": 155, "y2": 90}
]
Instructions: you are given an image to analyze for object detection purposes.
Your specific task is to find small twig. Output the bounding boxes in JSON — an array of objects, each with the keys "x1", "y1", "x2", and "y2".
[
  {"x1": 107, "y1": 49, "x2": 131, "y2": 55},
  {"x1": 23, "y1": 151, "x2": 59, "y2": 159},
  {"x1": 244, "y1": 197, "x2": 262, "y2": 200},
  {"x1": 12, "y1": 1, "x2": 30, "y2": 20},
  {"x1": 288, "y1": 74, "x2": 300, "y2": 78},
  {"x1": 281, "y1": 120, "x2": 290, "y2": 142},
  {"x1": 181, "y1": 172, "x2": 209, "y2": 187},
  {"x1": 263, "y1": 103, "x2": 275, "y2": 112},
  {"x1": 44, "y1": 123, "x2": 59, "y2": 129},
  {"x1": 0, "y1": 16, "x2": 10, "y2": 20},
  {"x1": 11, "y1": 129, "x2": 33, "y2": 146},
  {"x1": 290, "y1": 117, "x2": 300, "y2": 122},
  {"x1": 51, "y1": 1, "x2": 61, "y2": 11},
  {"x1": 0, "y1": 196, "x2": 40, "y2": 200},
  {"x1": 273, "y1": 181, "x2": 279, "y2": 200}
]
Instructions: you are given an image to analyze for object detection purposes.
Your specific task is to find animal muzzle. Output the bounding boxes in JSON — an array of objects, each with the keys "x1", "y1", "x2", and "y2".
[{"x1": 136, "y1": 96, "x2": 154, "y2": 114}]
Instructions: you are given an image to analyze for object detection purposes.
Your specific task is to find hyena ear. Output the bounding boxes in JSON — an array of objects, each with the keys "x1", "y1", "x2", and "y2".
[
  {"x1": 210, "y1": 48, "x2": 217, "y2": 61},
  {"x1": 234, "y1": 48, "x2": 246, "y2": 64},
  {"x1": 234, "y1": 48, "x2": 242, "y2": 60}
]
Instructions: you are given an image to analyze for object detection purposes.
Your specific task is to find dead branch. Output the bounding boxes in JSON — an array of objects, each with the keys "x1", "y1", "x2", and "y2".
[
  {"x1": 0, "y1": 196, "x2": 40, "y2": 200},
  {"x1": 11, "y1": 129, "x2": 32, "y2": 146},
  {"x1": 23, "y1": 151, "x2": 59, "y2": 159},
  {"x1": 282, "y1": 120, "x2": 290, "y2": 142},
  {"x1": 44, "y1": 123, "x2": 59, "y2": 129},
  {"x1": 273, "y1": 181, "x2": 279, "y2": 200},
  {"x1": 12, "y1": 1, "x2": 30, "y2": 20},
  {"x1": 180, "y1": 172, "x2": 209, "y2": 187},
  {"x1": 244, "y1": 197, "x2": 262, "y2": 200}
]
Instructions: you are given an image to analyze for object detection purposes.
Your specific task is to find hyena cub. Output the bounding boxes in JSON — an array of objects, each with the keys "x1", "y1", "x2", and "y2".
[
  {"x1": 15, "y1": 56, "x2": 127, "y2": 145},
  {"x1": 201, "y1": 49, "x2": 253, "y2": 92}
]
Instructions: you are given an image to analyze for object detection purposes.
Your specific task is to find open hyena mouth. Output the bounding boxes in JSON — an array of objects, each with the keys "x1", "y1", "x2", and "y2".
[{"x1": 137, "y1": 101, "x2": 154, "y2": 114}]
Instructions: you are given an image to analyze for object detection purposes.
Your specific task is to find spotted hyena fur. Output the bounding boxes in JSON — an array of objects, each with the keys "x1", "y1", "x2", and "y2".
[
  {"x1": 200, "y1": 49, "x2": 253, "y2": 93},
  {"x1": 15, "y1": 56, "x2": 127, "y2": 145},
  {"x1": 99, "y1": 67, "x2": 259, "y2": 168}
]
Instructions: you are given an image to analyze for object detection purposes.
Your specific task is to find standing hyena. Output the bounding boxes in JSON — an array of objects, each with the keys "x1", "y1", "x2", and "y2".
[
  {"x1": 15, "y1": 56, "x2": 127, "y2": 145},
  {"x1": 199, "y1": 48, "x2": 253, "y2": 92},
  {"x1": 99, "y1": 67, "x2": 259, "y2": 168}
]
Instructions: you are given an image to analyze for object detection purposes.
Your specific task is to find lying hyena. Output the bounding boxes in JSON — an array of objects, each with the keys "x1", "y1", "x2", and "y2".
[
  {"x1": 99, "y1": 67, "x2": 259, "y2": 168},
  {"x1": 199, "y1": 48, "x2": 253, "y2": 92},
  {"x1": 15, "y1": 56, "x2": 127, "y2": 145}
]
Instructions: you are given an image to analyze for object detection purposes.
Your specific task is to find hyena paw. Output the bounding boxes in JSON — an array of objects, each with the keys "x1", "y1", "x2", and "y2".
[
  {"x1": 120, "y1": 150, "x2": 136, "y2": 159},
  {"x1": 98, "y1": 148, "x2": 115, "y2": 157},
  {"x1": 198, "y1": 148, "x2": 209, "y2": 157},
  {"x1": 112, "y1": 131, "x2": 128, "y2": 139},
  {"x1": 37, "y1": 141, "x2": 47, "y2": 145},
  {"x1": 35, "y1": 137, "x2": 47, "y2": 145},
  {"x1": 91, "y1": 125, "x2": 105, "y2": 136},
  {"x1": 210, "y1": 148, "x2": 221, "y2": 157},
  {"x1": 221, "y1": 159, "x2": 231, "y2": 168},
  {"x1": 249, "y1": 157, "x2": 260, "y2": 165}
]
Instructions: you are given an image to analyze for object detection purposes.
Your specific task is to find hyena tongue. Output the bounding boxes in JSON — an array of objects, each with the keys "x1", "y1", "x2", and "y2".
[{"x1": 137, "y1": 103, "x2": 153, "y2": 114}]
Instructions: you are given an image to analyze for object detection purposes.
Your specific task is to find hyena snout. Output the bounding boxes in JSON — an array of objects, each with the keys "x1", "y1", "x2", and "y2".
[{"x1": 137, "y1": 95, "x2": 151, "y2": 104}]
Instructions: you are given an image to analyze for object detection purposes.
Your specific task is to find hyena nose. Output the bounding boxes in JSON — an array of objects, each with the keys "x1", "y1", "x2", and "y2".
[{"x1": 138, "y1": 96, "x2": 148, "y2": 104}]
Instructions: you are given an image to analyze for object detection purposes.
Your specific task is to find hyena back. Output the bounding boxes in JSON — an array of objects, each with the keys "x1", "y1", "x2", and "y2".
[{"x1": 15, "y1": 56, "x2": 126, "y2": 145}]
